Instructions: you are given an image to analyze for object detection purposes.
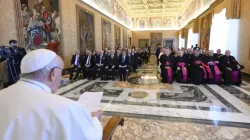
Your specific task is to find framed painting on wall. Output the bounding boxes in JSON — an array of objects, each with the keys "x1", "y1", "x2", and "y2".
[
  {"x1": 150, "y1": 33, "x2": 162, "y2": 53},
  {"x1": 114, "y1": 24, "x2": 121, "y2": 47},
  {"x1": 138, "y1": 39, "x2": 149, "y2": 48},
  {"x1": 77, "y1": 6, "x2": 95, "y2": 53},
  {"x1": 101, "y1": 18, "x2": 111, "y2": 49},
  {"x1": 163, "y1": 38, "x2": 175, "y2": 49},
  {"x1": 19, "y1": 0, "x2": 62, "y2": 55}
]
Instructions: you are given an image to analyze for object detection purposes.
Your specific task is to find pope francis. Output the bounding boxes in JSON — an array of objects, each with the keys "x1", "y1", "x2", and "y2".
[{"x1": 0, "y1": 49, "x2": 103, "y2": 140}]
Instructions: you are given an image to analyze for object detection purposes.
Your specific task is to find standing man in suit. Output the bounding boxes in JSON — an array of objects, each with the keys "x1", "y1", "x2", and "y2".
[
  {"x1": 94, "y1": 50, "x2": 106, "y2": 80},
  {"x1": 119, "y1": 50, "x2": 129, "y2": 81},
  {"x1": 82, "y1": 50, "x2": 96, "y2": 79},
  {"x1": 69, "y1": 50, "x2": 82, "y2": 80},
  {"x1": 131, "y1": 49, "x2": 138, "y2": 72},
  {"x1": 105, "y1": 50, "x2": 118, "y2": 80}
]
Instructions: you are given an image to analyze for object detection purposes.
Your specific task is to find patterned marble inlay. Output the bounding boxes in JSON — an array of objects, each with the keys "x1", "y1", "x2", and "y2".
[{"x1": 101, "y1": 116, "x2": 250, "y2": 140}]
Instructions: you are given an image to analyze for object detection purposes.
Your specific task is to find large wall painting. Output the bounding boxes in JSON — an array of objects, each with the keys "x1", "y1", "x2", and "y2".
[
  {"x1": 114, "y1": 24, "x2": 121, "y2": 47},
  {"x1": 122, "y1": 29, "x2": 127, "y2": 48},
  {"x1": 200, "y1": 13, "x2": 212, "y2": 50},
  {"x1": 150, "y1": 33, "x2": 162, "y2": 53},
  {"x1": 101, "y1": 18, "x2": 111, "y2": 49},
  {"x1": 138, "y1": 39, "x2": 149, "y2": 48},
  {"x1": 20, "y1": 0, "x2": 61, "y2": 55},
  {"x1": 163, "y1": 38, "x2": 175, "y2": 49},
  {"x1": 77, "y1": 6, "x2": 95, "y2": 53}
]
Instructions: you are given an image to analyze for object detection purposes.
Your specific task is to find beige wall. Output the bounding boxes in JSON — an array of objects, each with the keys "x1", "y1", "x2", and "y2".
[
  {"x1": 0, "y1": 0, "x2": 17, "y2": 80},
  {"x1": 132, "y1": 30, "x2": 179, "y2": 52},
  {"x1": 237, "y1": 0, "x2": 250, "y2": 74},
  {"x1": 0, "y1": 0, "x2": 17, "y2": 46},
  {"x1": 60, "y1": 0, "x2": 132, "y2": 68}
]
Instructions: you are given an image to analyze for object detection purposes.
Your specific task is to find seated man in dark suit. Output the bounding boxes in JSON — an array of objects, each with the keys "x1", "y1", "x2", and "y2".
[
  {"x1": 82, "y1": 50, "x2": 96, "y2": 79},
  {"x1": 105, "y1": 50, "x2": 118, "y2": 80},
  {"x1": 119, "y1": 50, "x2": 129, "y2": 81},
  {"x1": 69, "y1": 50, "x2": 82, "y2": 80},
  {"x1": 94, "y1": 50, "x2": 106, "y2": 80}
]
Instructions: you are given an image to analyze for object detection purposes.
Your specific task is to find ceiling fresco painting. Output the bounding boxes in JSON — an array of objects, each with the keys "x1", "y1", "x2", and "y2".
[{"x1": 82, "y1": 0, "x2": 214, "y2": 30}]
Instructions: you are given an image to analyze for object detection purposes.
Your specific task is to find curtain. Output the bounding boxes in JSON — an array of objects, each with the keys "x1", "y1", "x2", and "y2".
[
  {"x1": 192, "y1": 19, "x2": 199, "y2": 33},
  {"x1": 226, "y1": 0, "x2": 241, "y2": 19}
]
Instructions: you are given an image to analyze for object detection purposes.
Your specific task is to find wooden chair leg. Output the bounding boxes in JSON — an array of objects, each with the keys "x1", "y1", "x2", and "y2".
[{"x1": 102, "y1": 116, "x2": 124, "y2": 140}]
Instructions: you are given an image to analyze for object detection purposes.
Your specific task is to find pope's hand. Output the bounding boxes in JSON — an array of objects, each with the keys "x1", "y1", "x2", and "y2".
[{"x1": 91, "y1": 111, "x2": 102, "y2": 120}]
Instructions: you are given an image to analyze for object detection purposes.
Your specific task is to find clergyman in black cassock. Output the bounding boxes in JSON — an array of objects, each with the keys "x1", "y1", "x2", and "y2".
[
  {"x1": 206, "y1": 50, "x2": 221, "y2": 84},
  {"x1": 219, "y1": 50, "x2": 244, "y2": 86},
  {"x1": 190, "y1": 50, "x2": 207, "y2": 85},
  {"x1": 160, "y1": 49, "x2": 175, "y2": 84},
  {"x1": 176, "y1": 51, "x2": 188, "y2": 83}
]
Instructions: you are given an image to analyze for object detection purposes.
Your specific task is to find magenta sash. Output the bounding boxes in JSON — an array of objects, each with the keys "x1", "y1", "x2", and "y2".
[
  {"x1": 195, "y1": 61, "x2": 207, "y2": 79},
  {"x1": 203, "y1": 63, "x2": 213, "y2": 79},
  {"x1": 165, "y1": 62, "x2": 173, "y2": 83},
  {"x1": 177, "y1": 62, "x2": 187, "y2": 81},
  {"x1": 232, "y1": 71, "x2": 238, "y2": 83},
  {"x1": 209, "y1": 62, "x2": 220, "y2": 83}
]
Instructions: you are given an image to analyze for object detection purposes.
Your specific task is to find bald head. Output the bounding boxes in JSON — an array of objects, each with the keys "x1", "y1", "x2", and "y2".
[
  {"x1": 208, "y1": 50, "x2": 214, "y2": 56},
  {"x1": 225, "y1": 50, "x2": 231, "y2": 57}
]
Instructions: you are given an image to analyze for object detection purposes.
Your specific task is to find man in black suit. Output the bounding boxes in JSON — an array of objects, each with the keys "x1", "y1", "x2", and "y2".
[
  {"x1": 82, "y1": 50, "x2": 96, "y2": 79},
  {"x1": 94, "y1": 50, "x2": 106, "y2": 80},
  {"x1": 69, "y1": 50, "x2": 82, "y2": 80},
  {"x1": 119, "y1": 50, "x2": 129, "y2": 81},
  {"x1": 105, "y1": 50, "x2": 118, "y2": 80},
  {"x1": 131, "y1": 49, "x2": 138, "y2": 72}
]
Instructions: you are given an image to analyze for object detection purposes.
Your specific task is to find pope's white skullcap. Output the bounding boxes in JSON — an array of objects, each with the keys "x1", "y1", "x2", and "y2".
[{"x1": 21, "y1": 49, "x2": 57, "y2": 74}]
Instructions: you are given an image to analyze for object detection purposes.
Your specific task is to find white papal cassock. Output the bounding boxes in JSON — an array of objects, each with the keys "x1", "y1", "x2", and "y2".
[{"x1": 0, "y1": 78, "x2": 103, "y2": 140}]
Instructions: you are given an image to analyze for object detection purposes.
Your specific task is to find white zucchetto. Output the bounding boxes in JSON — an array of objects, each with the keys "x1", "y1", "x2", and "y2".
[{"x1": 21, "y1": 49, "x2": 56, "y2": 74}]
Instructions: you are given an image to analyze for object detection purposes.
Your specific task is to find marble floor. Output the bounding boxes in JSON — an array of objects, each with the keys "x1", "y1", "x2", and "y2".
[{"x1": 58, "y1": 56, "x2": 250, "y2": 140}]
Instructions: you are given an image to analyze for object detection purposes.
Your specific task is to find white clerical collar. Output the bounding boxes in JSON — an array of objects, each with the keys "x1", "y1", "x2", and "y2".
[{"x1": 20, "y1": 78, "x2": 52, "y2": 93}]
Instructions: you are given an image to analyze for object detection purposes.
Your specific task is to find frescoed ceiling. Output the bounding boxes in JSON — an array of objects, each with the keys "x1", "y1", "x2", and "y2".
[
  {"x1": 82, "y1": 0, "x2": 215, "y2": 30},
  {"x1": 117, "y1": 0, "x2": 189, "y2": 17}
]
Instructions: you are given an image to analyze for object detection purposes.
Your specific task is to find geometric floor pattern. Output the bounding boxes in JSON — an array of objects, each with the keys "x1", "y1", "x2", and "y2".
[{"x1": 58, "y1": 56, "x2": 250, "y2": 140}]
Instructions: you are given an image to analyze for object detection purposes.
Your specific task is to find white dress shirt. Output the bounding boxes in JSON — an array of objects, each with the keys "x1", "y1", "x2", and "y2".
[
  {"x1": 74, "y1": 55, "x2": 79, "y2": 66},
  {"x1": 86, "y1": 56, "x2": 91, "y2": 65},
  {"x1": 0, "y1": 78, "x2": 103, "y2": 140}
]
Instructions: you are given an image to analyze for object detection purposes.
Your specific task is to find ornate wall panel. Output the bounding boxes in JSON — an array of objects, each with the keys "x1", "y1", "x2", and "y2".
[
  {"x1": 122, "y1": 28, "x2": 127, "y2": 48},
  {"x1": 101, "y1": 18, "x2": 111, "y2": 49},
  {"x1": 114, "y1": 24, "x2": 121, "y2": 47},
  {"x1": 150, "y1": 33, "x2": 162, "y2": 52},
  {"x1": 200, "y1": 12, "x2": 212, "y2": 50},
  {"x1": 77, "y1": 6, "x2": 95, "y2": 52}
]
